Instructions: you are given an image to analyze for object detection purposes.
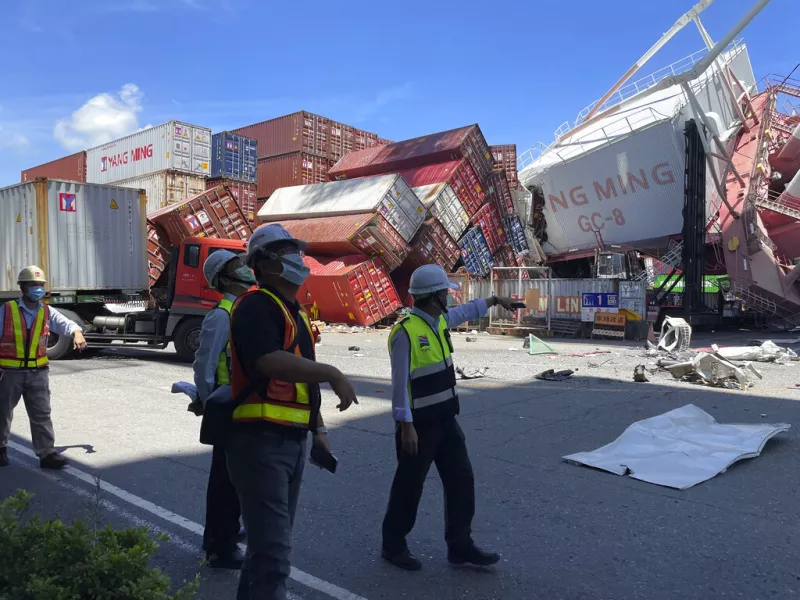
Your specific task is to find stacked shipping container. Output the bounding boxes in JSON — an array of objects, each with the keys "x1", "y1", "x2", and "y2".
[{"x1": 21, "y1": 151, "x2": 86, "y2": 183}]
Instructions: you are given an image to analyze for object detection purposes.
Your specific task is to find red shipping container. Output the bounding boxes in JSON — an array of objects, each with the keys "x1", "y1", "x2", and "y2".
[
  {"x1": 328, "y1": 125, "x2": 494, "y2": 181},
  {"x1": 404, "y1": 219, "x2": 460, "y2": 272},
  {"x1": 300, "y1": 255, "x2": 402, "y2": 327},
  {"x1": 231, "y1": 111, "x2": 384, "y2": 162},
  {"x1": 490, "y1": 144, "x2": 518, "y2": 188},
  {"x1": 471, "y1": 202, "x2": 508, "y2": 254},
  {"x1": 257, "y1": 152, "x2": 333, "y2": 198},
  {"x1": 275, "y1": 213, "x2": 410, "y2": 271},
  {"x1": 399, "y1": 160, "x2": 486, "y2": 217},
  {"x1": 390, "y1": 267, "x2": 414, "y2": 308},
  {"x1": 148, "y1": 185, "x2": 253, "y2": 246},
  {"x1": 146, "y1": 221, "x2": 172, "y2": 289},
  {"x1": 485, "y1": 171, "x2": 515, "y2": 216},
  {"x1": 206, "y1": 177, "x2": 259, "y2": 226},
  {"x1": 21, "y1": 151, "x2": 87, "y2": 183}
]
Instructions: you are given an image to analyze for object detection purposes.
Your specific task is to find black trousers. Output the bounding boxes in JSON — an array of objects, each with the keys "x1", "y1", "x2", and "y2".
[
  {"x1": 382, "y1": 417, "x2": 475, "y2": 553},
  {"x1": 202, "y1": 444, "x2": 242, "y2": 556}
]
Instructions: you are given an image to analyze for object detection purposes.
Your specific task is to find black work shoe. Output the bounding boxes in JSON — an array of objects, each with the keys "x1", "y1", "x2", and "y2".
[
  {"x1": 382, "y1": 548, "x2": 422, "y2": 571},
  {"x1": 448, "y1": 545, "x2": 500, "y2": 567},
  {"x1": 40, "y1": 453, "x2": 69, "y2": 470},
  {"x1": 0, "y1": 447, "x2": 8, "y2": 467},
  {"x1": 206, "y1": 548, "x2": 245, "y2": 570}
]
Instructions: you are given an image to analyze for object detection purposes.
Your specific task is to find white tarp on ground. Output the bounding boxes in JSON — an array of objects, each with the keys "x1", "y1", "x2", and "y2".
[{"x1": 564, "y1": 404, "x2": 790, "y2": 490}]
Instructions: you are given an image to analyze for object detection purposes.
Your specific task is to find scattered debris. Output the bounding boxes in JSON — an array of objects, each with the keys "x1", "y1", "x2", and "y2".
[
  {"x1": 353, "y1": 353, "x2": 364, "y2": 357},
  {"x1": 561, "y1": 350, "x2": 611, "y2": 358},
  {"x1": 348, "y1": 346, "x2": 361, "y2": 351},
  {"x1": 508, "y1": 347, "x2": 519, "y2": 351},
  {"x1": 633, "y1": 365, "x2": 649, "y2": 383},
  {"x1": 588, "y1": 359, "x2": 613, "y2": 369},
  {"x1": 563, "y1": 404, "x2": 791, "y2": 489},
  {"x1": 525, "y1": 334, "x2": 558, "y2": 356},
  {"x1": 666, "y1": 352, "x2": 756, "y2": 390},
  {"x1": 465, "y1": 337, "x2": 478, "y2": 342},
  {"x1": 535, "y1": 368, "x2": 575, "y2": 382},
  {"x1": 658, "y1": 317, "x2": 692, "y2": 353},
  {"x1": 711, "y1": 340, "x2": 798, "y2": 364},
  {"x1": 471, "y1": 330, "x2": 479, "y2": 335},
  {"x1": 456, "y1": 366, "x2": 489, "y2": 380}
]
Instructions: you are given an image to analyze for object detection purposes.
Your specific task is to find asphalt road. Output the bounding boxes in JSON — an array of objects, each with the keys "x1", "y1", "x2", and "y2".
[{"x1": 2, "y1": 328, "x2": 799, "y2": 600}]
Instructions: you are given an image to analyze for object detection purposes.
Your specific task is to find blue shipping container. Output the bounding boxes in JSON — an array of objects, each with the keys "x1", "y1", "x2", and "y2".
[
  {"x1": 458, "y1": 227, "x2": 494, "y2": 276},
  {"x1": 211, "y1": 132, "x2": 257, "y2": 182},
  {"x1": 504, "y1": 215, "x2": 529, "y2": 257}
]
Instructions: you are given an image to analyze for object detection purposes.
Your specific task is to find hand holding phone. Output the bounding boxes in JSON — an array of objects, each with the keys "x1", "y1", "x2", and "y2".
[
  {"x1": 510, "y1": 302, "x2": 527, "y2": 310},
  {"x1": 310, "y1": 442, "x2": 338, "y2": 474}
]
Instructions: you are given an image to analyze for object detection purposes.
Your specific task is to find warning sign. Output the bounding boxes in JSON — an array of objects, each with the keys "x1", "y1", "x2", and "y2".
[
  {"x1": 16, "y1": 213, "x2": 21, "y2": 223},
  {"x1": 110, "y1": 199, "x2": 119, "y2": 210},
  {"x1": 592, "y1": 312, "x2": 627, "y2": 339}
]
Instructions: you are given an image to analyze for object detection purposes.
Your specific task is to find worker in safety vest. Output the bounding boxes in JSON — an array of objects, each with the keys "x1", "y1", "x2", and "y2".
[
  {"x1": 0, "y1": 266, "x2": 87, "y2": 469},
  {"x1": 227, "y1": 224, "x2": 358, "y2": 599},
  {"x1": 192, "y1": 249, "x2": 255, "y2": 569},
  {"x1": 381, "y1": 264, "x2": 518, "y2": 571}
]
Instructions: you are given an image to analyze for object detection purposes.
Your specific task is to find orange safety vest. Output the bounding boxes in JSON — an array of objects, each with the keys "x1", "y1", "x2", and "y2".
[
  {"x1": 0, "y1": 301, "x2": 50, "y2": 369},
  {"x1": 230, "y1": 288, "x2": 318, "y2": 428}
]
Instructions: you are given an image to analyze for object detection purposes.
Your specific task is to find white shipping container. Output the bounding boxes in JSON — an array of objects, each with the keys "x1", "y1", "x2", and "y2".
[
  {"x1": 113, "y1": 170, "x2": 207, "y2": 214},
  {"x1": 0, "y1": 179, "x2": 149, "y2": 295},
  {"x1": 413, "y1": 183, "x2": 469, "y2": 241},
  {"x1": 259, "y1": 174, "x2": 425, "y2": 243},
  {"x1": 86, "y1": 121, "x2": 211, "y2": 184}
]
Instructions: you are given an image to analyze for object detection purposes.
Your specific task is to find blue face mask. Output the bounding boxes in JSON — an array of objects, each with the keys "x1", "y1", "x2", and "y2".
[
  {"x1": 279, "y1": 253, "x2": 310, "y2": 286},
  {"x1": 27, "y1": 286, "x2": 46, "y2": 302}
]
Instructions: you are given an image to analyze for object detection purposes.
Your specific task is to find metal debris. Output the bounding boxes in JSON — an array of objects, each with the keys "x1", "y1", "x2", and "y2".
[
  {"x1": 633, "y1": 365, "x2": 649, "y2": 383},
  {"x1": 535, "y1": 369, "x2": 575, "y2": 382},
  {"x1": 465, "y1": 337, "x2": 478, "y2": 342},
  {"x1": 456, "y1": 366, "x2": 489, "y2": 380},
  {"x1": 658, "y1": 317, "x2": 692, "y2": 353},
  {"x1": 348, "y1": 346, "x2": 361, "y2": 351},
  {"x1": 711, "y1": 340, "x2": 798, "y2": 364}
]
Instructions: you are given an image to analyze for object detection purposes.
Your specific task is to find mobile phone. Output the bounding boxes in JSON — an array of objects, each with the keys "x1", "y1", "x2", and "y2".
[
  {"x1": 510, "y1": 302, "x2": 527, "y2": 309},
  {"x1": 310, "y1": 444, "x2": 338, "y2": 474}
]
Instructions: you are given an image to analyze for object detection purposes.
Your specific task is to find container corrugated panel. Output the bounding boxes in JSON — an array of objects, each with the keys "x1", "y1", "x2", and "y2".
[
  {"x1": 327, "y1": 124, "x2": 494, "y2": 181},
  {"x1": 148, "y1": 185, "x2": 252, "y2": 247},
  {"x1": 471, "y1": 202, "x2": 507, "y2": 254},
  {"x1": 0, "y1": 179, "x2": 148, "y2": 294},
  {"x1": 231, "y1": 111, "x2": 383, "y2": 161},
  {"x1": 211, "y1": 132, "x2": 257, "y2": 182},
  {"x1": 412, "y1": 183, "x2": 469, "y2": 241},
  {"x1": 206, "y1": 178, "x2": 259, "y2": 227},
  {"x1": 458, "y1": 227, "x2": 494, "y2": 277},
  {"x1": 112, "y1": 170, "x2": 207, "y2": 214},
  {"x1": 86, "y1": 121, "x2": 211, "y2": 184},
  {"x1": 21, "y1": 151, "x2": 87, "y2": 183},
  {"x1": 400, "y1": 160, "x2": 485, "y2": 217},
  {"x1": 327, "y1": 145, "x2": 386, "y2": 180},
  {"x1": 492, "y1": 246, "x2": 518, "y2": 279},
  {"x1": 146, "y1": 221, "x2": 172, "y2": 288},
  {"x1": 485, "y1": 171, "x2": 515, "y2": 216},
  {"x1": 275, "y1": 213, "x2": 410, "y2": 271},
  {"x1": 300, "y1": 255, "x2": 401, "y2": 326},
  {"x1": 504, "y1": 215, "x2": 530, "y2": 256},
  {"x1": 257, "y1": 152, "x2": 333, "y2": 198},
  {"x1": 490, "y1": 144, "x2": 518, "y2": 188},
  {"x1": 405, "y1": 219, "x2": 460, "y2": 272},
  {"x1": 258, "y1": 174, "x2": 425, "y2": 243}
]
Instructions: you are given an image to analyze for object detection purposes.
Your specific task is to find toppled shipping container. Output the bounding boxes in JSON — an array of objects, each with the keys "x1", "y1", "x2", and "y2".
[
  {"x1": 412, "y1": 183, "x2": 470, "y2": 241},
  {"x1": 257, "y1": 152, "x2": 333, "y2": 198},
  {"x1": 21, "y1": 151, "x2": 87, "y2": 183},
  {"x1": 490, "y1": 144, "x2": 518, "y2": 188},
  {"x1": 471, "y1": 202, "x2": 507, "y2": 254},
  {"x1": 486, "y1": 171, "x2": 515, "y2": 216},
  {"x1": 0, "y1": 179, "x2": 148, "y2": 294},
  {"x1": 87, "y1": 121, "x2": 211, "y2": 184},
  {"x1": 404, "y1": 219, "x2": 460, "y2": 272},
  {"x1": 211, "y1": 132, "x2": 257, "y2": 183},
  {"x1": 146, "y1": 221, "x2": 172, "y2": 288},
  {"x1": 258, "y1": 174, "x2": 425, "y2": 243},
  {"x1": 300, "y1": 255, "x2": 401, "y2": 327},
  {"x1": 113, "y1": 170, "x2": 206, "y2": 214},
  {"x1": 147, "y1": 185, "x2": 252, "y2": 247},
  {"x1": 505, "y1": 215, "x2": 530, "y2": 257},
  {"x1": 458, "y1": 227, "x2": 494, "y2": 277},
  {"x1": 206, "y1": 178, "x2": 260, "y2": 227},
  {"x1": 400, "y1": 160, "x2": 485, "y2": 217},
  {"x1": 276, "y1": 213, "x2": 410, "y2": 271},
  {"x1": 328, "y1": 124, "x2": 494, "y2": 181},
  {"x1": 231, "y1": 110, "x2": 386, "y2": 162}
]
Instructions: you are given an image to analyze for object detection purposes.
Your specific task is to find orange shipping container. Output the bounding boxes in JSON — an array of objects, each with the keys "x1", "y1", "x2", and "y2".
[
  {"x1": 404, "y1": 219, "x2": 460, "y2": 272},
  {"x1": 148, "y1": 185, "x2": 252, "y2": 247},
  {"x1": 257, "y1": 152, "x2": 333, "y2": 198},
  {"x1": 146, "y1": 221, "x2": 172, "y2": 289}
]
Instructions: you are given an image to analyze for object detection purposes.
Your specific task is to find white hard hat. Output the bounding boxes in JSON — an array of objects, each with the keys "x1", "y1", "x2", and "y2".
[
  {"x1": 246, "y1": 224, "x2": 307, "y2": 265},
  {"x1": 18, "y1": 265, "x2": 47, "y2": 284},
  {"x1": 408, "y1": 264, "x2": 459, "y2": 296},
  {"x1": 203, "y1": 250, "x2": 239, "y2": 289}
]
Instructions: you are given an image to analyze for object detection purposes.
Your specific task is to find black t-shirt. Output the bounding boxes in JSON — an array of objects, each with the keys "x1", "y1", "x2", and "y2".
[{"x1": 231, "y1": 286, "x2": 319, "y2": 403}]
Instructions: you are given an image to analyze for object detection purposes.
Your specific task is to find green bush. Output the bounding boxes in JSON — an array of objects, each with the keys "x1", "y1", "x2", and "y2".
[{"x1": 0, "y1": 490, "x2": 198, "y2": 600}]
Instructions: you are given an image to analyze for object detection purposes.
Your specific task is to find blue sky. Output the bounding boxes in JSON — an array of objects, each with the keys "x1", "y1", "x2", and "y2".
[{"x1": 0, "y1": 0, "x2": 795, "y2": 186}]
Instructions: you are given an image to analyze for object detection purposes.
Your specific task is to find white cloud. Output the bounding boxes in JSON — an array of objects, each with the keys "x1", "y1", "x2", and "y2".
[
  {"x1": 54, "y1": 84, "x2": 145, "y2": 151},
  {"x1": 353, "y1": 82, "x2": 415, "y2": 123},
  {"x1": 0, "y1": 129, "x2": 31, "y2": 154}
]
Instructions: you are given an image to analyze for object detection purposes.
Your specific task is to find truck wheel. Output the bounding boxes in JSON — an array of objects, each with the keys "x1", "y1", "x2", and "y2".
[
  {"x1": 46, "y1": 308, "x2": 87, "y2": 360},
  {"x1": 173, "y1": 318, "x2": 203, "y2": 362}
]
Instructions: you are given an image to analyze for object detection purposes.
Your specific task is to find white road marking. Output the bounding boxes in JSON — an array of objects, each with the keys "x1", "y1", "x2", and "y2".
[{"x1": 8, "y1": 441, "x2": 367, "y2": 600}]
